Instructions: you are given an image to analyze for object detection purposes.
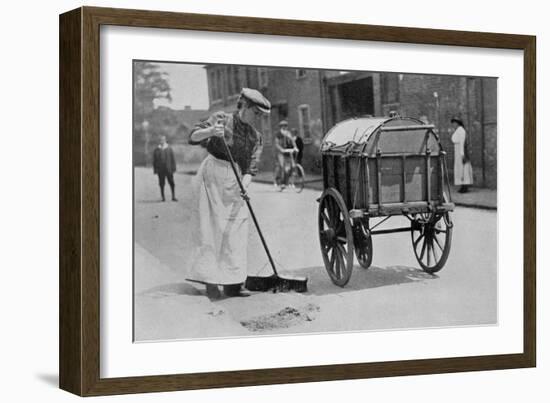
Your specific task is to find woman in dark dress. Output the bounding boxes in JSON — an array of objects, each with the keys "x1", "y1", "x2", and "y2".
[{"x1": 187, "y1": 88, "x2": 270, "y2": 299}]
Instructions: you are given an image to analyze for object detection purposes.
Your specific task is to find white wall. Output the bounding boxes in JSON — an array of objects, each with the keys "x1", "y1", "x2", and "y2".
[{"x1": 0, "y1": 0, "x2": 546, "y2": 402}]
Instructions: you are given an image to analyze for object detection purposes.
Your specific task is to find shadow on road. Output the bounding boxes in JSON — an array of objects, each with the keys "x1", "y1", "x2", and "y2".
[
  {"x1": 138, "y1": 282, "x2": 203, "y2": 298},
  {"x1": 137, "y1": 266, "x2": 437, "y2": 299},
  {"x1": 292, "y1": 264, "x2": 438, "y2": 296}
]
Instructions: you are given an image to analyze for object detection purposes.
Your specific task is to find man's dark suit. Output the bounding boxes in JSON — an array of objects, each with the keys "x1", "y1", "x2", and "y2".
[{"x1": 153, "y1": 145, "x2": 177, "y2": 201}]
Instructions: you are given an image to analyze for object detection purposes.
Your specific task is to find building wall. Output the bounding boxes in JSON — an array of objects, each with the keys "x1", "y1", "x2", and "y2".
[
  {"x1": 481, "y1": 78, "x2": 498, "y2": 189},
  {"x1": 204, "y1": 65, "x2": 326, "y2": 174},
  {"x1": 202, "y1": 65, "x2": 498, "y2": 189},
  {"x1": 258, "y1": 68, "x2": 325, "y2": 173},
  {"x1": 380, "y1": 73, "x2": 498, "y2": 189}
]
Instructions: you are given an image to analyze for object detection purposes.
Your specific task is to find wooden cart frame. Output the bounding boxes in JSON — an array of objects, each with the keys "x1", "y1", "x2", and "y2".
[{"x1": 318, "y1": 116, "x2": 455, "y2": 286}]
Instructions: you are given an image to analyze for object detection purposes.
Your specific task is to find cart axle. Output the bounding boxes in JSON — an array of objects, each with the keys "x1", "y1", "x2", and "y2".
[{"x1": 370, "y1": 226, "x2": 411, "y2": 235}]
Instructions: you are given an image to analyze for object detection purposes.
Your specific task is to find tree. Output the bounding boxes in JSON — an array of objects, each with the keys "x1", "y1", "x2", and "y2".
[{"x1": 133, "y1": 62, "x2": 171, "y2": 165}]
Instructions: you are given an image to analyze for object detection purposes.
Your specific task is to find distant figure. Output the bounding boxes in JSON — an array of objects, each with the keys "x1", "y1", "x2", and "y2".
[
  {"x1": 450, "y1": 117, "x2": 473, "y2": 193},
  {"x1": 274, "y1": 120, "x2": 297, "y2": 187},
  {"x1": 419, "y1": 115, "x2": 429, "y2": 124},
  {"x1": 153, "y1": 135, "x2": 177, "y2": 202},
  {"x1": 290, "y1": 128, "x2": 304, "y2": 165}
]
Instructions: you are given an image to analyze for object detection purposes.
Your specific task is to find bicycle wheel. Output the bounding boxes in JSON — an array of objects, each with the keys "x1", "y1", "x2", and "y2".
[{"x1": 289, "y1": 164, "x2": 305, "y2": 193}]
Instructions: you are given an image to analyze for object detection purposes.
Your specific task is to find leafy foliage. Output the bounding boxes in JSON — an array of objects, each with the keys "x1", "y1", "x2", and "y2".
[
  {"x1": 133, "y1": 62, "x2": 172, "y2": 165},
  {"x1": 133, "y1": 61, "x2": 172, "y2": 128}
]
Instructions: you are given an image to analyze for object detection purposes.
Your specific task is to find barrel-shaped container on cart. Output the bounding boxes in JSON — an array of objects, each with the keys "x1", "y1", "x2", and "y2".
[{"x1": 318, "y1": 116, "x2": 455, "y2": 287}]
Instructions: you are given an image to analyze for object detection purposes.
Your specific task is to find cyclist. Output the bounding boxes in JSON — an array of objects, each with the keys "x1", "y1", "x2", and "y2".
[
  {"x1": 274, "y1": 120, "x2": 298, "y2": 188},
  {"x1": 290, "y1": 128, "x2": 304, "y2": 165}
]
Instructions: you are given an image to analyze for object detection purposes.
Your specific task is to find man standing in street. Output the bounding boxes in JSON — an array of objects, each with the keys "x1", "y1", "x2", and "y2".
[{"x1": 153, "y1": 135, "x2": 178, "y2": 202}]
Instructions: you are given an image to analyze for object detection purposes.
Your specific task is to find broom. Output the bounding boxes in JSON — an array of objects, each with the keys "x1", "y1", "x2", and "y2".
[{"x1": 220, "y1": 130, "x2": 308, "y2": 293}]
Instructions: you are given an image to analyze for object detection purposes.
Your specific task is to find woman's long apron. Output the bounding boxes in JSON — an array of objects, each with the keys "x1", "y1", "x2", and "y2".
[
  {"x1": 451, "y1": 127, "x2": 474, "y2": 186},
  {"x1": 186, "y1": 154, "x2": 249, "y2": 285}
]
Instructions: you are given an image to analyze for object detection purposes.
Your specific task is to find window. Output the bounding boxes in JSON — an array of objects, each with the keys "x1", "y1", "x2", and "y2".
[
  {"x1": 296, "y1": 69, "x2": 307, "y2": 79},
  {"x1": 258, "y1": 68, "x2": 268, "y2": 88},
  {"x1": 233, "y1": 67, "x2": 241, "y2": 94},
  {"x1": 260, "y1": 114, "x2": 271, "y2": 145},
  {"x1": 381, "y1": 73, "x2": 400, "y2": 104},
  {"x1": 298, "y1": 104, "x2": 311, "y2": 140}
]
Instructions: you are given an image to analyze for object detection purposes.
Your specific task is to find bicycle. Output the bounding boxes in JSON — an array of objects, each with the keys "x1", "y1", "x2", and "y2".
[{"x1": 274, "y1": 150, "x2": 305, "y2": 193}]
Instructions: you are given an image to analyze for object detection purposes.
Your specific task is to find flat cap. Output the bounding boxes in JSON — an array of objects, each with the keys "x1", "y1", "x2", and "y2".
[
  {"x1": 279, "y1": 120, "x2": 288, "y2": 126},
  {"x1": 240, "y1": 88, "x2": 271, "y2": 114}
]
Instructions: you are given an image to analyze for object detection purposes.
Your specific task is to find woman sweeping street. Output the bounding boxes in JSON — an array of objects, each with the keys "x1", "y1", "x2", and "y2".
[
  {"x1": 187, "y1": 88, "x2": 270, "y2": 299},
  {"x1": 450, "y1": 117, "x2": 474, "y2": 193}
]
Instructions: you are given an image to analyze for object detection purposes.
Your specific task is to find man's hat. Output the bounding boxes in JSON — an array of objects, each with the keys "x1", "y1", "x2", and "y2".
[
  {"x1": 239, "y1": 88, "x2": 271, "y2": 114},
  {"x1": 450, "y1": 116, "x2": 464, "y2": 126},
  {"x1": 279, "y1": 120, "x2": 289, "y2": 126}
]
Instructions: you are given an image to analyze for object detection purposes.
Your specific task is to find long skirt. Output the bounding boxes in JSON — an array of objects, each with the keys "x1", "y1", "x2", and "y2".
[
  {"x1": 453, "y1": 144, "x2": 474, "y2": 186},
  {"x1": 186, "y1": 154, "x2": 249, "y2": 285}
]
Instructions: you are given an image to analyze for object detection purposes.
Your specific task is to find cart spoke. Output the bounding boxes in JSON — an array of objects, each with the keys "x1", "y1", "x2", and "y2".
[
  {"x1": 426, "y1": 239, "x2": 432, "y2": 267},
  {"x1": 419, "y1": 236, "x2": 428, "y2": 261},
  {"x1": 432, "y1": 233, "x2": 444, "y2": 253},
  {"x1": 336, "y1": 236, "x2": 348, "y2": 244},
  {"x1": 334, "y1": 248, "x2": 343, "y2": 278},
  {"x1": 329, "y1": 248, "x2": 336, "y2": 271},
  {"x1": 336, "y1": 242, "x2": 347, "y2": 262},
  {"x1": 413, "y1": 232, "x2": 425, "y2": 250},
  {"x1": 431, "y1": 241, "x2": 439, "y2": 262},
  {"x1": 321, "y1": 211, "x2": 331, "y2": 227}
]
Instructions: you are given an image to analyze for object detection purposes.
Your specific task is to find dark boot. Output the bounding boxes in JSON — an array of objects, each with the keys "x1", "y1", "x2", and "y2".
[
  {"x1": 206, "y1": 284, "x2": 221, "y2": 300},
  {"x1": 170, "y1": 186, "x2": 177, "y2": 201},
  {"x1": 223, "y1": 283, "x2": 251, "y2": 297},
  {"x1": 160, "y1": 187, "x2": 166, "y2": 201}
]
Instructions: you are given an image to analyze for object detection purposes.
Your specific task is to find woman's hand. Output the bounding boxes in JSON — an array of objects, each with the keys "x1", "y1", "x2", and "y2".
[
  {"x1": 242, "y1": 174, "x2": 252, "y2": 189},
  {"x1": 212, "y1": 121, "x2": 225, "y2": 138},
  {"x1": 240, "y1": 174, "x2": 252, "y2": 201}
]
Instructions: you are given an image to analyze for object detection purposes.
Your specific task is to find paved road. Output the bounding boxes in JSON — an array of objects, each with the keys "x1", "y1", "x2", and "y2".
[{"x1": 134, "y1": 167, "x2": 497, "y2": 341}]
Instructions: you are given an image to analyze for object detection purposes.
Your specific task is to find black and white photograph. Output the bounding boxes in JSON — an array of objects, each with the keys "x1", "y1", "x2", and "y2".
[{"x1": 133, "y1": 61, "x2": 498, "y2": 342}]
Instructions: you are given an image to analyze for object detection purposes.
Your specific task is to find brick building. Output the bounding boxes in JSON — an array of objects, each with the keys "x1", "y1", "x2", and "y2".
[
  {"x1": 204, "y1": 65, "x2": 497, "y2": 189},
  {"x1": 372, "y1": 73, "x2": 498, "y2": 189},
  {"x1": 204, "y1": 65, "x2": 326, "y2": 173}
]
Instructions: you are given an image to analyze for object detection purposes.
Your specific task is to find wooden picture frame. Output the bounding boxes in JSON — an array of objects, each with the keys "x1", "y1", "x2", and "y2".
[{"x1": 59, "y1": 6, "x2": 536, "y2": 396}]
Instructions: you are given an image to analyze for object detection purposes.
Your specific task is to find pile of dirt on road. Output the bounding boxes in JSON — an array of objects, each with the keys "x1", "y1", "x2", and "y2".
[{"x1": 240, "y1": 304, "x2": 320, "y2": 332}]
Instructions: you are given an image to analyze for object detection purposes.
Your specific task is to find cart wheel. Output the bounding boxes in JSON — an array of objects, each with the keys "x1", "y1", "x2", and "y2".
[
  {"x1": 353, "y1": 221, "x2": 373, "y2": 269},
  {"x1": 318, "y1": 188, "x2": 354, "y2": 287},
  {"x1": 411, "y1": 212, "x2": 453, "y2": 274},
  {"x1": 289, "y1": 164, "x2": 305, "y2": 193}
]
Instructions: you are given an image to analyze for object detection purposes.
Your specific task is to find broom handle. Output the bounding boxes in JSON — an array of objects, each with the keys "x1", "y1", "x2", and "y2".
[{"x1": 219, "y1": 131, "x2": 279, "y2": 277}]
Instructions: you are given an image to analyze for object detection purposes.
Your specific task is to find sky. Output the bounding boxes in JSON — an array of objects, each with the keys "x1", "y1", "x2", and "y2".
[{"x1": 153, "y1": 62, "x2": 210, "y2": 110}]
